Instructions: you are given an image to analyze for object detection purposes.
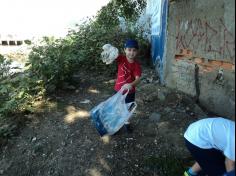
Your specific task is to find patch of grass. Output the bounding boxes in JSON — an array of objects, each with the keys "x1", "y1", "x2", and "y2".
[{"x1": 143, "y1": 153, "x2": 189, "y2": 176}]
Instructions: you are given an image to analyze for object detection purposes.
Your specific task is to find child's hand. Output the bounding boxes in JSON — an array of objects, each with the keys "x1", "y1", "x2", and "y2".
[
  {"x1": 122, "y1": 83, "x2": 132, "y2": 90},
  {"x1": 101, "y1": 44, "x2": 118, "y2": 64}
]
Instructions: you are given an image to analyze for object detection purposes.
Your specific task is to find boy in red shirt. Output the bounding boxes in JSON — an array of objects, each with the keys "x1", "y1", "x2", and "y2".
[{"x1": 101, "y1": 39, "x2": 142, "y2": 133}]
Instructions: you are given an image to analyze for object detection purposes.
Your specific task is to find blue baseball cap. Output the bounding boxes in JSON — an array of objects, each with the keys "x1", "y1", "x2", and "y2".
[{"x1": 124, "y1": 39, "x2": 139, "y2": 49}]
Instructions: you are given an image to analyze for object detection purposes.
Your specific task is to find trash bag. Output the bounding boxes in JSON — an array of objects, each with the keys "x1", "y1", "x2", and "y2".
[
  {"x1": 90, "y1": 89, "x2": 137, "y2": 136},
  {"x1": 101, "y1": 44, "x2": 119, "y2": 65}
]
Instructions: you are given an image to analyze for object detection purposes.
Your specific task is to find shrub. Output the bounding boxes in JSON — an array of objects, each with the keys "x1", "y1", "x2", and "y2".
[
  {"x1": 27, "y1": 36, "x2": 80, "y2": 92},
  {"x1": 0, "y1": 54, "x2": 45, "y2": 118},
  {"x1": 0, "y1": 54, "x2": 11, "y2": 81}
]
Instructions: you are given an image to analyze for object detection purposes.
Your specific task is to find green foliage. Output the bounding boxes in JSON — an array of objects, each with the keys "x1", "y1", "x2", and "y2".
[
  {"x1": 112, "y1": 0, "x2": 147, "y2": 20},
  {"x1": 0, "y1": 55, "x2": 45, "y2": 118},
  {"x1": 27, "y1": 36, "x2": 80, "y2": 92},
  {"x1": 95, "y1": 3, "x2": 119, "y2": 28},
  {"x1": 0, "y1": 54, "x2": 11, "y2": 81},
  {"x1": 95, "y1": 0, "x2": 147, "y2": 28},
  {"x1": 0, "y1": 75, "x2": 44, "y2": 117}
]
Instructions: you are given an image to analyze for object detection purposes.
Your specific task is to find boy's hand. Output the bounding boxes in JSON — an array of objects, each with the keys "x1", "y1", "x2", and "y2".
[
  {"x1": 101, "y1": 44, "x2": 118, "y2": 64},
  {"x1": 122, "y1": 83, "x2": 132, "y2": 90}
]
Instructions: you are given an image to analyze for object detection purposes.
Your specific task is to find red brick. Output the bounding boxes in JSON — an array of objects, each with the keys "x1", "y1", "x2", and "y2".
[
  {"x1": 221, "y1": 63, "x2": 234, "y2": 70},
  {"x1": 194, "y1": 58, "x2": 203, "y2": 64}
]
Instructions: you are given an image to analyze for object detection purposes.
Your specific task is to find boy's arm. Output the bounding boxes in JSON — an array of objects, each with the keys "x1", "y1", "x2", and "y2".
[
  {"x1": 225, "y1": 157, "x2": 235, "y2": 172},
  {"x1": 130, "y1": 76, "x2": 141, "y2": 87},
  {"x1": 122, "y1": 76, "x2": 141, "y2": 90}
]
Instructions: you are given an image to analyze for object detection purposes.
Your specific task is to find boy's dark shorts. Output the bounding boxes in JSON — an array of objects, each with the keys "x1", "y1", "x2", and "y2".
[
  {"x1": 184, "y1": 138, "x2": 226, "y2": 176},
  {"x1": 125, "y1": 92, "x2": 135, "y2": 103}
]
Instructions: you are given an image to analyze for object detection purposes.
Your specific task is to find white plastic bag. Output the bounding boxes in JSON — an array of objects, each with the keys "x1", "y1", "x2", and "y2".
[
  {"x1": 90, "y1": 89, "x2": 137, "y2": 136},
  {"x1": 101, "y1": 44, "x2": 119, "y2": 64}
]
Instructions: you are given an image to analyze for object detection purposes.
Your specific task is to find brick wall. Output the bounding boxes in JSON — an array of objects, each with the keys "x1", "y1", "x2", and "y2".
[{"x1": 164, "y1": 0, "x2": 235, "y2": 118}]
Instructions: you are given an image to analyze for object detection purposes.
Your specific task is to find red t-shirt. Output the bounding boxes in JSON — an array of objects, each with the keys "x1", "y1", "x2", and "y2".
[{"x1": 114, "y1": 55, "x2": 142, "y2": 93}]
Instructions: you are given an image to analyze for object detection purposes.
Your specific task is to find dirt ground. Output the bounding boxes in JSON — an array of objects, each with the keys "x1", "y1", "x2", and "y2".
[{"x1": 0, "y1": 66, "x2": 209, "y2": 176}]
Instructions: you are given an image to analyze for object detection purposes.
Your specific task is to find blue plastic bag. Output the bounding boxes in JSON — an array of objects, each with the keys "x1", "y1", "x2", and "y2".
[{"x1": 90, "y1": 89, "x2": 137, "y2": 136}]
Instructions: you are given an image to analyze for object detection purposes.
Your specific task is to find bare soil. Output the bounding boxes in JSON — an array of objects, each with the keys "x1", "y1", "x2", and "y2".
[{"x1": 0, "y1": 66, "x2": 208, "y2": 176}]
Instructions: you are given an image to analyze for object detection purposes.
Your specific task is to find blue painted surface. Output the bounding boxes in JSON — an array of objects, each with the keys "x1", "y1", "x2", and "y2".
[{"x1": 151, "y1": 0, "x2": 168, "y2": 84}]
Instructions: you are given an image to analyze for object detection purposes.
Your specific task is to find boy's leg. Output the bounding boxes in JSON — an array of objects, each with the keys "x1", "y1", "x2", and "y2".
[
  {"x1": 185, "y1": 139, "x2": 226, "y2": 176},
  {"x1": 125, "y1": 92, "x2": 135, "y2": 104},
  {"x1": 184, "y1": 162, "x2": 202, "y2": 176},
  {"x1": 124, "y1": 92, "x2": 135, "y2": 133}
]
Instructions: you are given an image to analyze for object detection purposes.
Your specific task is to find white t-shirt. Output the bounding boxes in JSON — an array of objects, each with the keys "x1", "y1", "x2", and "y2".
[{"x1": 184, "y1": 117, "x2": 235, "y2": 161}]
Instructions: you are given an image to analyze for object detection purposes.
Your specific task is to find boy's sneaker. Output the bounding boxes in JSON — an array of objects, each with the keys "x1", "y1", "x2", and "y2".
[
  {"x1": 124, "y1": 124, "x2": 133, "y2": 133},
  {"x1": 184, "y1": 170, "x2": 197, "y2": 176}
]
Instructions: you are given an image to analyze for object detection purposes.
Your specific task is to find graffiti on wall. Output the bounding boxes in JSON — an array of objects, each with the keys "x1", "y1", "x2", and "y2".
[{"x1": 176, "y1": 18, "x2": 235, "y2": 61}]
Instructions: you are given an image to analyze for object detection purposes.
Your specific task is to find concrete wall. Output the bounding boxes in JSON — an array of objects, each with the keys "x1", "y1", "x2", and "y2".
[{"x1": 164, "y1": 0, "x2": 235, "y2": 118}]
